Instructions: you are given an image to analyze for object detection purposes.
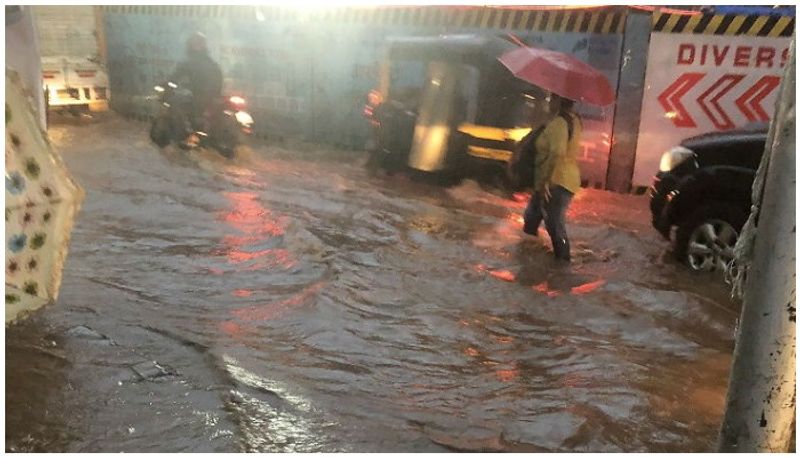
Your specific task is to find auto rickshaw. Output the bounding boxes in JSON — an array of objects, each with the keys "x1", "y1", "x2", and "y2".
[{"x1": 364, "y1": 34, "x2": 549, "y2": 185}]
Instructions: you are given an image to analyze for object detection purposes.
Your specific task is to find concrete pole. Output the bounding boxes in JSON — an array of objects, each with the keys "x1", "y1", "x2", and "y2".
[
  {"x1": 93, "y1": 6, "x2": 108, "y2": 67},
  {"x1": 718, "y1": 37, "x2": 796, "y2": 452},
  {"x1": 605, "y1": 10, "x2": 652, "y2": 193},
  {"x1": 5, "y1": 6, "x2": 46, "y2": 130}
]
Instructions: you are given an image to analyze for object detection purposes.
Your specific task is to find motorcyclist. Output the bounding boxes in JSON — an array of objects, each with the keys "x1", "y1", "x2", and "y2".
[{"x1": 170, "y1": 32, "x2": 223, "y2": 146}]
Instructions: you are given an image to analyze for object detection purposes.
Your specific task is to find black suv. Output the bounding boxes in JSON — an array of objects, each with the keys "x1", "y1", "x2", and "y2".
[{"x1": 649, "y1": 125, "x2": 767, "y2": 272}]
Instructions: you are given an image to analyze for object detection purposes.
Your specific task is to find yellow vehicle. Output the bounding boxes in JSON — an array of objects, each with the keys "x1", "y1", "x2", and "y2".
[{"x1": 365, "y1": 34, "x2": 547, "y2": 185}]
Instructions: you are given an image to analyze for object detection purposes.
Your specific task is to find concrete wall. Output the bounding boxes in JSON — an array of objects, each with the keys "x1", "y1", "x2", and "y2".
[
  {"x1": 96, "y1": 5, "x2": 795, "y2": 192},
  {"x1": 100, "y1": 5, "x2": 625, "y2": 188},
  {"x1": 6, "y1": 6, "x2": 46, "y2": 129}
]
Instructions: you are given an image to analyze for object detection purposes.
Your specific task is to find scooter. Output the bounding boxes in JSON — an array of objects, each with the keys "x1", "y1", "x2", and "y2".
[{"x1": 149, "y1": 81, "x2": 253, "y2": 158}]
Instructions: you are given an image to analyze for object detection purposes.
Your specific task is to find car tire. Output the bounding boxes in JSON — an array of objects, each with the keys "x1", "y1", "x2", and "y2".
[{"x1": 674, "y1": 202, "x2": 747, "y2": 272}]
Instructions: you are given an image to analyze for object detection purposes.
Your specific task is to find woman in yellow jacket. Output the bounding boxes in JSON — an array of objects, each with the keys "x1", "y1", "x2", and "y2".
[{"x1": 522, "y1": 95, "x2": 582, "y2": 262}]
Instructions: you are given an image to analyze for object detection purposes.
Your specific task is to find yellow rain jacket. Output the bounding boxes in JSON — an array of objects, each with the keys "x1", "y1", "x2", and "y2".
[{"x1": 533, "y1": 112, "x2": 582, "y2": 194}]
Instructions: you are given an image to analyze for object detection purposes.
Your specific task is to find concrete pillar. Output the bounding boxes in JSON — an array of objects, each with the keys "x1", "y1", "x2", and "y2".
[
  {"x1": 605, "y1": 11, "x2": 651, "y2": 193},
  {"x1": 718, "y1": 37, "x2": 796, "y2": 453},
  {"x1": 5, "y1": 6, "x2": 46, "y2": 130},
  {"x1": 93, "y1": 6, "x2": 108, "y2": 67}
]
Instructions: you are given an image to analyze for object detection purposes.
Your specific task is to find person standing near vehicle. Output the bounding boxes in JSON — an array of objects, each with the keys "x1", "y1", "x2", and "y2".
[
  {"x1": 521, "y1": 94, "x2": 582, "y2": 262},
  {"x1": 170, "y1": 32, "x2": 223, "y2": 145}
]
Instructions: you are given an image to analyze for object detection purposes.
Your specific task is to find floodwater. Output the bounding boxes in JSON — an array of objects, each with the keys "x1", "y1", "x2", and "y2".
[{"x1": 6, "y1": 115, "x2": 739, "y2": 452}]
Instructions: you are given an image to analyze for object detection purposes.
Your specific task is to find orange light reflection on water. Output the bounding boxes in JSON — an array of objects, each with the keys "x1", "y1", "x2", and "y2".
[
  {"x1": 232, "y1": 289, "x2": 253, "y2": 297},
  {"x1": 570, "y1": 279, "x2": 606, "y2": 295},
  {"x1": 495, "y1": 366, "x2": 519, "y2": 383},
  {"x1": 215, "y1": 191, "x2": 315, "y2": 337},
  {"x1": 216, "y1": 191, "x2": 296, "y2": 271},
  {"x1": 220, "y1": 191, "x2": 285, "y2": 236},
  {"x1": 489, "y1": 269, "x2": 516, "y2": 282},
  {"x1": 533, "y1": 281, "x2": 561, "y2": 297},
  {"x1": 231, "y1": 281, "x2": 325, "y2": 322},
  {"x1": 464, "y1": 347, "x2": 480, "y2": 357}
]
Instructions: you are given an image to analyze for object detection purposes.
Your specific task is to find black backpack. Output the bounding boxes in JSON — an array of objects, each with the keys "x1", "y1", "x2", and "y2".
[{"x1": 507, "y1": 113, "x2": 575, "y2": 191}]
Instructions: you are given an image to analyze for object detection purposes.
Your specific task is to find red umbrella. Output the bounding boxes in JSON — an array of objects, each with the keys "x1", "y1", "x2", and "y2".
[{"x1": 498, "y1": 46, "x2": 616, "y2": 106}]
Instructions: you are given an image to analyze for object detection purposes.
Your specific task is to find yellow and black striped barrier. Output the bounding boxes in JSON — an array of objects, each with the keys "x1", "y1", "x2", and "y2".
[
  {"x1": 652, "y1": 11, "x2": 795, "y2": 37},
  {"x1": 100, "y1": 5, "x2": 627, "y2": 34},
  {"x1": 446, "y1": 7, "x2": 625, "y2": 34}
]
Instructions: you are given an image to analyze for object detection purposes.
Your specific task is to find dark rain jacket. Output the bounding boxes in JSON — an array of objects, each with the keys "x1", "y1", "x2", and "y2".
[{"x1": 171, "y1": 52, "x2": 223, "y2": 116}]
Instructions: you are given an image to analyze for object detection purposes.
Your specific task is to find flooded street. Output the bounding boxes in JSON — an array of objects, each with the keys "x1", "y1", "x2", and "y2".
[{"x1": 7, "y1": 115, "x2": 739, "y2": 452}]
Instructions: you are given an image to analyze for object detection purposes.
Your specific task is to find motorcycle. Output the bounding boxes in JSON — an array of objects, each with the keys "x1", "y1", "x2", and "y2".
[{"x1": 149, "y1": 81, "x2": 253, "y2": 158}]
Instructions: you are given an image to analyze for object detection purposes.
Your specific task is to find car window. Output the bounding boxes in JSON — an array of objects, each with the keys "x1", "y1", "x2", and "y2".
[{"x1": 694, "y1": 139, "x2": 765, "y2": 170}]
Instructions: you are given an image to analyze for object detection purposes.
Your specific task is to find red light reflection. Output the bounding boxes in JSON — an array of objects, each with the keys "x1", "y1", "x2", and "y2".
[
  {"x1": 570, "y1": 279, "x2": 606, "y2": 295},
  {"x1": 497, "y1": 192, "x2": 529, "y2": 211},
  {"x1": 474, "y1": 264, "x2": 517, "y2": 282},
  {"x1": 506, "y1": 213, "x2": 524, "y2": 227},
  {"x1": 533, "y1": 281, "x2": 561, "y2": 297},
  {"x1": 489, "y1": 269, "x2": 516, "y2": 282},
  {"x1": 231, "y1": 281, "x2": 325, "y2": 322},
  {"x1": 219, "y1": 320, "x2": 243, "y2": 335},
  {"x1": 495, "y1": 366, "x2": 519, "y2": 382},
  {"x1": 216, "y1": 191, "x2": 296, "y2": 271},
  {"x1": 464, "y1": 347, "x2": 480, "y2": 357},
  {"x1": 215, "y1": 191, "x2": 313, "y2": 337},
  {"x1": 220, "y1": 191, "x2": 285, "y2": 237}
]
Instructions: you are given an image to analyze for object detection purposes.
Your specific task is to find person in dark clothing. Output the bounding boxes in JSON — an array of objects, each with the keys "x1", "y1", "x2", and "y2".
[{"x1": 170, "y1": 32, "x2": 223, "y2": 144}]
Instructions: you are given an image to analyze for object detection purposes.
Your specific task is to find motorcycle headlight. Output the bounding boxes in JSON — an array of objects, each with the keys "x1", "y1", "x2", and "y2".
[{"x1": 659, "y1": 146, "x2": 695, "y2": 172}]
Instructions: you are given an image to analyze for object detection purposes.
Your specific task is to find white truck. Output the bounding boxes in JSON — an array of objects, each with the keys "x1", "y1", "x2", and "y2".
[{"x1": 33, "y1": 5, "x2": 109, "y2": 114}]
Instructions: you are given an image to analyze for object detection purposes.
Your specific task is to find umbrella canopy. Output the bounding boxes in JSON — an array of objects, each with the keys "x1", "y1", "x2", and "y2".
[
  {"x1": 5, "y1": 70, "x2": 84, "y2": 324},
  {"x1": 498, "y1": 46, "x2": 616, "y2": 107}
]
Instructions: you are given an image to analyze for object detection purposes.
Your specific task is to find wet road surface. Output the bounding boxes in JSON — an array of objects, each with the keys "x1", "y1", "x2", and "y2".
[{"x1": 7, "y1": 115, "x2": 739, "y2": 452}]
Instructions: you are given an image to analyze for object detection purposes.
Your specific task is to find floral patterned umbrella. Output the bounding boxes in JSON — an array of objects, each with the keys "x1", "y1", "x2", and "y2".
[{"x1": 5, "y1": 69, "x2": 84, "y2": 324}]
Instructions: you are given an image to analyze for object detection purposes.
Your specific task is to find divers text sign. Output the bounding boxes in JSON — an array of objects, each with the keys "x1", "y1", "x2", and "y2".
[{"x1": 633, "y1": 32, "x2": 791, "y2": 187}]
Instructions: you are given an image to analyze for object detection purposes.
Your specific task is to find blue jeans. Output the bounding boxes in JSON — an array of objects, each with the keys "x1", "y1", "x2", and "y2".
[{"x1": 523, "y1": 185, "x2": 573, "y2": 261}]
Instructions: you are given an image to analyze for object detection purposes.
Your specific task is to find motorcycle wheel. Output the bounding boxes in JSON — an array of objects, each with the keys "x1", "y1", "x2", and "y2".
[
  {"x1": 213, "y1": 115, "x2": 243, "y2": 159},
  {"x1": 149, "y1": 115, "x2": 173, "y2": 147}
]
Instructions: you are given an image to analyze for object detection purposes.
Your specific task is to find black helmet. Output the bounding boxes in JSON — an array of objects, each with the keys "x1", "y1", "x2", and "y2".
[{"x1": 186, "y1": 32, "x2": 208, "y2": 55}]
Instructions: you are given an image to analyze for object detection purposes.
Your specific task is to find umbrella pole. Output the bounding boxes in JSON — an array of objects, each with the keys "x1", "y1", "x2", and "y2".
[{"x1": 505, "y1": 33, "x2": 526, "y2": 48}]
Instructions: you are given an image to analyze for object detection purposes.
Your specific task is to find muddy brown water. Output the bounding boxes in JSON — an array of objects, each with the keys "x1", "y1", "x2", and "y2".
[{"x1": 6, "y1": 115, "x2": 738, "y2": 452}]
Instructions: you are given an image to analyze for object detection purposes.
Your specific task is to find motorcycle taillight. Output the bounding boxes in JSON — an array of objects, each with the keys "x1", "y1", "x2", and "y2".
[
  {"x1": 229, "y1": 96, "x2": 246, "y2": 107},
  {"x1": 367, "y1": 90, "x2": 383, "y2": 106},
  {"x1": 364, "y1": 89, "x2": 383, "y2": 120}
]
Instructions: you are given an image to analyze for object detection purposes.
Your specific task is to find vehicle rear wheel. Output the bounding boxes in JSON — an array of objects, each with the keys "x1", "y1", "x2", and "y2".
[
  {"x1": 149, "y1": 116, "x2": 173, "y2": 148},
  {"x1": 675, "y1": 202, "x2": 747, "y2": 273},
  {"x1": 214, "y1": 118, "x2": 241, "y2": 159},
  {"x1": 216, "y1": 133, "x2": 238, "y2": 158},
  {"x1": 370, "y1": 149, "x2": 405, "y2": 175}
]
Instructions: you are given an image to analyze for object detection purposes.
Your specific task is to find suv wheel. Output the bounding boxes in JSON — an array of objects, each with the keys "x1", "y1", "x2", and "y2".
[{"x1": 675, "y1": 203, "x2": 746, "y2": 272}]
